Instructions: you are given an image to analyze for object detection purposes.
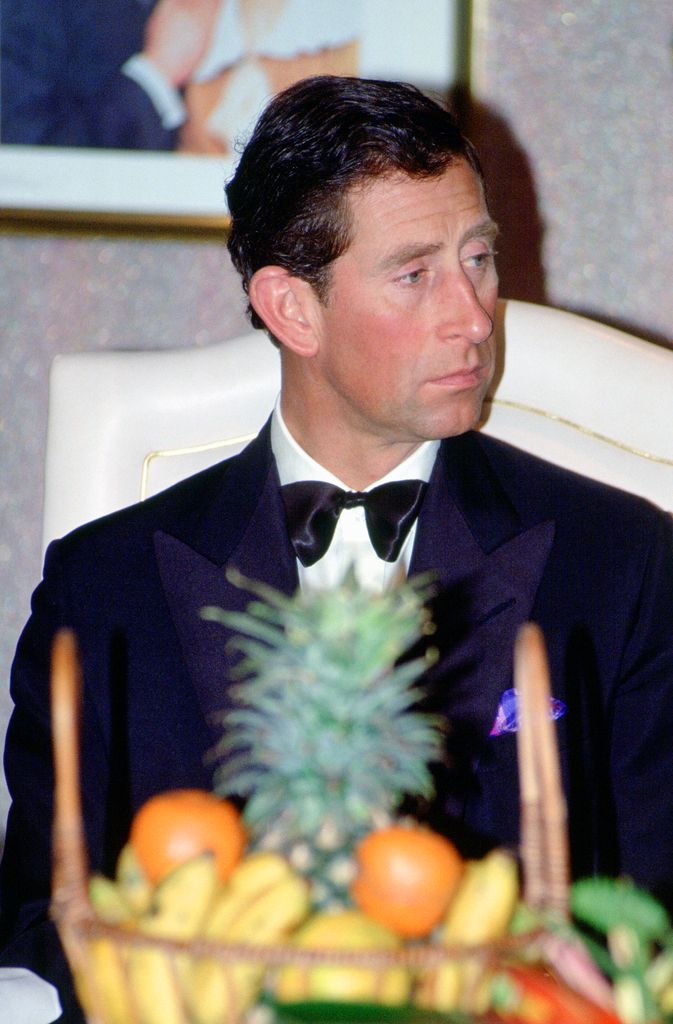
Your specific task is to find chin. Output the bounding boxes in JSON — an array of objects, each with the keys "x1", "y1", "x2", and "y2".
[{"x1": 426, "y1": 405, "x2": 485, "y2": 441}]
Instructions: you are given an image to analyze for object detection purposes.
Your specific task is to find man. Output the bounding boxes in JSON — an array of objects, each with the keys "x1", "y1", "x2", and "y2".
[{"x1": 2, "y1": 75, "x2": 673, "y2": 1019}]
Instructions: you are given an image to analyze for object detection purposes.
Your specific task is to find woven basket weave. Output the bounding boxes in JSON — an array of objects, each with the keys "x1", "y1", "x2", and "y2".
[{"x1": 49, "y1": 623, "x2": 569, "y2": 1024}]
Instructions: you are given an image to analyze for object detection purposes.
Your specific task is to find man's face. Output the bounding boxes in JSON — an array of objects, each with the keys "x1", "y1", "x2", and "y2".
[{"x1": 300, "y1": 161, "x2": 499, "y2": 460}]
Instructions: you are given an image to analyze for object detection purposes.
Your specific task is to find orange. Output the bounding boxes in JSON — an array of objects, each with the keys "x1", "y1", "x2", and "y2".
[
  {"x1": 129, "y1": 788, "x2": 247, "y2": 884},
  {"x1": 350, "y1": 823, "x2": 464, "y2": 938}
]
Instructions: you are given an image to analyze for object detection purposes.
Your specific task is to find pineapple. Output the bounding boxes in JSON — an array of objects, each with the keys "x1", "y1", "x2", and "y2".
[{"x1": 202, "y1": 568, "x2": 444, "y2": 903}]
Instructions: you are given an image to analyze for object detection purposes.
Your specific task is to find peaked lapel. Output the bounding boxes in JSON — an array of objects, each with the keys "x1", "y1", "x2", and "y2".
[
  {"x1": 409, "y1": 433, "x2": 555, "y2": 820},
  {"x1": 154, "y1": 424, "x2": 298, "y2": 732},
  {"x1": 154, "y1": 424, "x2": 554, "y2": 829}
]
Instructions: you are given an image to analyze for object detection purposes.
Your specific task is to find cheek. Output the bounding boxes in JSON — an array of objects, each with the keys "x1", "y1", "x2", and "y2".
[
  {"x1": 354, "y1": 330, "x2": 420, "y2": 406},
  {"x1": 347, "y1": 306, "x2": 420, "y2": 368},
  {"x1": 317, "y1": 293, "x2": 424, "y2": 403}
]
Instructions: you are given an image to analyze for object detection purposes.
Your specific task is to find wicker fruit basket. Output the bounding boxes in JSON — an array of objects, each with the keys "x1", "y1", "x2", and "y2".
[{"x1": 49, "y1": 625, "x2": 571, "y2": 1024}]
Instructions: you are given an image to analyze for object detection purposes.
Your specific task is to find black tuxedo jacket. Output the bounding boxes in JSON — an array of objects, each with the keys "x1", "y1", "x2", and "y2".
[{"x1": 2, "y1": 424, "x2": 673, "y2": 1015}]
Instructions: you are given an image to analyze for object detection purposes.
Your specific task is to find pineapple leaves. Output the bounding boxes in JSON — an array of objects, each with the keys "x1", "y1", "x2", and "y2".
[{"x1": 202, "y1": 570, "x2": 444, "y2": 858}]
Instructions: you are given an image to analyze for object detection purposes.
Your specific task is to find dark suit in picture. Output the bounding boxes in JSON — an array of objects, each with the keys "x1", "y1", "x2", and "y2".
[
  {"x1": 1, "y1": 0, "x2": 177, "y2": 150},
  {"x1": 2, "y1": 423, "x2": 673, "y2": 1018}
]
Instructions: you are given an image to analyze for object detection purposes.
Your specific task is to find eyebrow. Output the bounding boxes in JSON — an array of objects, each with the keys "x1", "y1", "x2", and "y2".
[
  {"x1": 376, "y1": 242, "x2": 444, "y2": 274},
  {"x1": 463, "y1": 218, "x2": 500, "y2": 246},
  {"x1": 375, "y1": 218, "x2": 500, "y2": 274}
]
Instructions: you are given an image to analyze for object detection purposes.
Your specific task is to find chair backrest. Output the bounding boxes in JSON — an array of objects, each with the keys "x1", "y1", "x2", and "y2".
[{"x1": 42, "y1": 298, "x2": 673, "y2": 553}]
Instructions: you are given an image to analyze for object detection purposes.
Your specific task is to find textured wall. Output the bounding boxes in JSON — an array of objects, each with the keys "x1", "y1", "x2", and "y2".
[
  {"x1": 1, "y1": 0, "x2": 672, "y2": 843},
  {"x1": 0, "y1": 234, "x2": 250, "y2": 843},
  {"x1": 468, "y1": 0, "x2": 673, "y2": 346}
]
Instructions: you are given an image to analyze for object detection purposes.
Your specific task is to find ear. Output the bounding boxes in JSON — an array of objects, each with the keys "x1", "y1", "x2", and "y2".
[{"x1": 248, "y1": 266, "x2": 321, "y2": 356}]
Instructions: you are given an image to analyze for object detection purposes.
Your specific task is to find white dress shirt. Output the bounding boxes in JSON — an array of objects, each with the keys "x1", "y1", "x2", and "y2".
[{"x1": 271, "y1": 400, "x2": 439, "y2": 593}]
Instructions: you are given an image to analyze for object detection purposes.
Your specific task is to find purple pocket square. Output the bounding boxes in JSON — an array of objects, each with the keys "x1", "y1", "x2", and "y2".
[{"x1": 490, "y1": 687, "x2": 566, "y2": 737}]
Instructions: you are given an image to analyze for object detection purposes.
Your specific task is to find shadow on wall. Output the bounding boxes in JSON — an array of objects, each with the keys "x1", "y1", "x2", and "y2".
[
  {"x1": 459, "y1": 93, "x2": 548, "y2": 308},
  {"x1": 454, "y1": 92, "x2": 671, "y2": 351}
]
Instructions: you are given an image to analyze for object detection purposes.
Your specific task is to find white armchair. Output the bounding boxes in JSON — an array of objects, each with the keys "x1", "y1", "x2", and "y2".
[{"x1": 42, "y1": 299, "x2": 673, "y2": 553}]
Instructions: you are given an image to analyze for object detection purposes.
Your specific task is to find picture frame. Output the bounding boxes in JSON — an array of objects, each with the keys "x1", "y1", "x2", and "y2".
[{"x1": 0, "y1": 1, "x2": 466, "y2": 236}]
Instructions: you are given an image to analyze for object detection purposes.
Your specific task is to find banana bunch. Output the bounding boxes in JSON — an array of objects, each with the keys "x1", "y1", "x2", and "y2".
[
  {"x1": 184, "y1": 851, "x2": 311, "y2": 1024},
  {"x1": 414, "y1": 847, "x2": 520, "y2": 1015},
  {"x1": 81, "y1": 846, "x2": 310, "y2": 1024},
  {"x1": 79, "y1": 848, "x2": 217, "y2": 1024}
]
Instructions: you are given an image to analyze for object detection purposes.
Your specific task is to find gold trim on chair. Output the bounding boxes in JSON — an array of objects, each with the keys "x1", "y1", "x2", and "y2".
[
  {"x1": 138, "y1": 399, "x2": 673, "y2": 505},
  {"x1": 139, "y1": 433, "x2": 257, "y2": 500},
  {"x1": 483, "y1": 398, "x2": 673, "y2": 467}
]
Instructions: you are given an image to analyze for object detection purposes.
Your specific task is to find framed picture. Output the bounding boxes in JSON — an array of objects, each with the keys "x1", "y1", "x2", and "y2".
[{"x1": 0, "y1": 0, "x2": 464, "y2": 234}]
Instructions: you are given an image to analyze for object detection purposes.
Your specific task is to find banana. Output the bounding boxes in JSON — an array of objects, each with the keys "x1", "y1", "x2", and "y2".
[
  {"x1": 116, "y1": 842, "x2": 153, "y2": 917},
  {"x1": 415, "y1": 848, "x2": 519, "y2": 1013},
  {"x1": 224, "y1": 872, "x2": 310, "y2": 943},
  {"x1": 228, "y1": 850, "x2": 295, "y2": 893},
  {"x1": 125, "y1": 852, "x2": 221, "y2": 1024},
  {"x1": 201, "y1": 851, "x2": 295, "y2": 937},
  {"x1": 187, "y1": 959, "x2": 260, "y2": 1024},
  {"x1": 139, "y1": 851, "x2": 221, "y2": 941},
  {"x1": 442, "y1": 848, "x2": 519, "y2": 944},
  {"x1": 414, "y1": 959, "x2": 463, "y2": 1012},
  {"x1": 185, "y1": 859, "x2": 311, "y2": 1024},
  {"x1": 126, "y1": 946, "x2": 190, "y2": 1024},
  {"x1": 82, "y1": 859, "x2": 143, "y2": 1021},
  {"x1": 76, "y1": 937, "x2": 133, "y2": 1024},
  {"x1": 88, "y1": 873, "x2": 135, "y2": 926}
]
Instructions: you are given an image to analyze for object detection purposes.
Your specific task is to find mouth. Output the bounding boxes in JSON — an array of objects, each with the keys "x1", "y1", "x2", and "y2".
[{"x1": 429, "y1": 364, "x2": 490, "y2": 390}]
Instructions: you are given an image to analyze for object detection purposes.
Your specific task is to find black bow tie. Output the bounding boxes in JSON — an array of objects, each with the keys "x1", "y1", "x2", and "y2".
[{"x1": 281, "y1": 479, "x2": 428, "y2": 567}]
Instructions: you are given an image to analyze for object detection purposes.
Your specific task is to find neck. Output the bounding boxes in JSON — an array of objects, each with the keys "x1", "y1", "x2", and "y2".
[{"x1": 280, "y1": 399, "x2": 420, "y2": 490}]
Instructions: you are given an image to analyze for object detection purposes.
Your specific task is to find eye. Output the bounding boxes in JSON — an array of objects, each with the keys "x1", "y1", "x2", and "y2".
[
  {"x1": 397, "y1": 268, "x2": 426, "y2": 285},
  {"x1": 461, "y1": 248, "x2": 498, "y2": 272}
]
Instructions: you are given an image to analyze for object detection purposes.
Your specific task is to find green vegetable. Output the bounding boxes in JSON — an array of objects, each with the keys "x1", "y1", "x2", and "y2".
[{"x1": 571, "y1": 877, "x2": 670, "y2": 943}]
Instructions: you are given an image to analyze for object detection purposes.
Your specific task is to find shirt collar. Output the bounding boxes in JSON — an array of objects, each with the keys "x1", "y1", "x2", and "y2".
[{"x1": 270, "y1": 397, "x2": 439, "y2": 490}]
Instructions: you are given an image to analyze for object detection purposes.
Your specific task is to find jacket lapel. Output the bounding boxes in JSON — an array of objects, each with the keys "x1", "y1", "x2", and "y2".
[
  {"x1": 410, "y1": 434, "x2": 555, "y2": 820},
  {"x1": 155, "y1": 425, "x2": 555, "y2": 830},
  {"x1": 154, "y1": 425, "x2": 298, "y2": 732}
]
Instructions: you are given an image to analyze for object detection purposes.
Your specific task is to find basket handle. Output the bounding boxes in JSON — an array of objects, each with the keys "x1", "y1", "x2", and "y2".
[
  {"x1": 515, "y1": 622, "x2": 569, "y2": 917},
  {"x1": 50, "y1": 628, "x2": 91, "y2": 920}
]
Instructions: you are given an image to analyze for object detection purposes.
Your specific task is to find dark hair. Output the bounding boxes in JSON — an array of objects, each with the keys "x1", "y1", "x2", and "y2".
[{"x1": 226, "y1": 75, "x2": 483, "y2": 331}]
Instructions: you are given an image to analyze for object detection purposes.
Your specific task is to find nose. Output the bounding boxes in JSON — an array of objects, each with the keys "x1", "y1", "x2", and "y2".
[{"x1": 439, "y1": 273, "x2": 495, "y2": 345}]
